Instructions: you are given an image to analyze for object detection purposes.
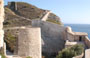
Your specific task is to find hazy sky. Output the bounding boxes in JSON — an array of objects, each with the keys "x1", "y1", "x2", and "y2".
[{"x1": 4, "y1": 0, "x2": 90, "y2": 24}]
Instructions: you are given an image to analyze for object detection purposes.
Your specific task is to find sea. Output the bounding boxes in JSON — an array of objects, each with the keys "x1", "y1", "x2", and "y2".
[{"x1": 64, "y1": 24, "x2": 90, "y2": 39}]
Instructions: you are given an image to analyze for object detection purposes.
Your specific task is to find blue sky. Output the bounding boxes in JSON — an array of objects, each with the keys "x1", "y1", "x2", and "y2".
[{"x1": 4, "y1": 0, "x2": 90, "y2": 24}]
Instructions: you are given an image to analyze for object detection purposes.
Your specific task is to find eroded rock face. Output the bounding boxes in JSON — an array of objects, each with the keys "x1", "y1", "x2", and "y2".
[{"x1": 0, "y1": 0, "x2": 4, "y2": 48}]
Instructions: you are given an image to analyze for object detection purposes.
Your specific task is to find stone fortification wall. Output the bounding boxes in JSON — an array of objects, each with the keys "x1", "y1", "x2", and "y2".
[
  {"x1": 67, "y1": 32, "x2": 75, "y2": 41},
  {"x1": 8, "y1": 2, "x2": 17, "y2": 11},
  {"x1": 4, "y1": 27, "x2": 41, "y2": 58},
  {"x1": 66, "y1": 27, "x2": 75, "y2": 41},
  {"x1": 85, "y1": 49, "x2": 90, "y2": 58},
  {"x1": 66, "y1": 27, "x2": 88, "y2": 42},
  {"x1": 16, "y1": 27, "x2": 41, "y2": 58},
  {"x1": 0, "y1": 0, "x2": 4, "y2": 48},
  {"x1": 84, "y1": 36, "x2": 90, "y2": 48},
  {"x1": 32, "y1": 20, "x2": 66, "y2": 55}
]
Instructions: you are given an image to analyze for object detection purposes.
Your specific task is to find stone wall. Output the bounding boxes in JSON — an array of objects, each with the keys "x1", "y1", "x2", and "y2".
[
  {"x1": 67, "y1": 32, "x2": 75, "y2": 41},
  {"x1": 84, "y1": 36, "x2": 90, "y2": 48},
  {"x1": 65, "y1": 40, "x2": 85, "y2": 48},
  {"x1": 32, "y1": 20, "x2": 66, "y2": 55},
  {"x1": 8, "y1": 2, "x2": 17, "y2": 11},
  {"x1": 85, "y1": 49, "x2": 90, "y2": 58},
  {"x1": 66, "y1": 27, "x2": 75, "y2": 41},
  {"x1": 66, "y1": 27, "x2": 88, "y2": 42},
  {"x1": 0, "y1": 0, "x2": 4, "y2": 48},
  {"x1": 15, "y1": 27, "x2": 42, "y2": 58},
  {"x1": 66, "y1": 26, "x2": 90, "y2": 49}
]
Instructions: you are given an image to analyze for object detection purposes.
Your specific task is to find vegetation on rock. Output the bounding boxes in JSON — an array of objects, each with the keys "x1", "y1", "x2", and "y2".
[
  {"x1": 4, "y1": 29, "x2": 18, "y2": 53},
  {"x1": 0, "y1": 48, "x2": 6, "y2": 58},
  {"x1": 4, "y1": 2, "x2": 62, "y2": 27},
  {"x1": 46, "y1": 19, "x2": 62, "y2": 25},
  {"x1": 4, "y1": 2, "x2": 63, "y2": 53},
  {"x1": 26, "y1": 56, "x2": 32, "y2": 58},
  {"x1": 56, "y1": 44, "x2": 84, "y2": 58}
]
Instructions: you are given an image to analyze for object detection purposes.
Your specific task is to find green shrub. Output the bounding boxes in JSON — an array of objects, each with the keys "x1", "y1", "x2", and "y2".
[
  {"x1": 46, "y1": 19, "x2": 62, "y2": 25},
  {"x1": 0, "y1": 54, "x2": 6, "y2": 58},
  {"x1": 4, "y1": 32, "x2": 16, "y2": 53},
  {"x1": 47, "y1": 19, "x2": 60, "y2": 25},
  {"x1": 26, "y1": 56, "x2": 32, "y2": 58},
  {"x1": 56, "y1": 44, "x2": 84, "y2": 58},
  {"x1": 0, "y1": 48, "x2": 6, "y2": 58}
]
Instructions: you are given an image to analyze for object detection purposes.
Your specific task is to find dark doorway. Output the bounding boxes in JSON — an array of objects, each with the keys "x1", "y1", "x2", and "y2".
[{"x1": 79, "y1": 36, "x2": 82, "y2": 41}]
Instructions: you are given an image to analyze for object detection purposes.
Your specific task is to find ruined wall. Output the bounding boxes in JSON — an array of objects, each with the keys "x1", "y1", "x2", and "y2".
[
  {"x1": 32, "y1": 20, "x2": 66, "y2": 55},
  {"x1": 0, "y1": 0, "x2": 4, "y2": 48},
  {"x1": 16, "y1": 27, "x2": 42, "y2": 58},
  {"x1": 8, "y1": 2, "x2": 17, "y2": 11}
]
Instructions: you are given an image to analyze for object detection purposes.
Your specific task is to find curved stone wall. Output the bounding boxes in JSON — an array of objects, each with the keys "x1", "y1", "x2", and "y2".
[
  {"x1": 32, "y1": 20, "x2": 66, "y2": 55},
  {"x1": 17, "y1": 27, "x2": 41, "y2": 58}
]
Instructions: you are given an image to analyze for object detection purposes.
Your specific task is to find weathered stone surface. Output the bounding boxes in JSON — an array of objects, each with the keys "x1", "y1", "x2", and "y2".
[
  {"x1": 8, "y1": 2, "x2": 17, "y2": 11},
  {"x1": 85, "y1": 49, "x2": 90, "y2": 58},
  {"x1": 32, "y1": 20, "x2": 66, "y2": 55},
  {"x1": 66, "y1": 26, "x2": 88, "y2": 42},
  {"x1": 16, "y1": 27, "x2": 42, "y2": 58},
  {"x1": 65, "y1": 40, "x2": 85, "y2": 48},
  {"x1": 0, "y1": 30, "x2": 4, "y2": 47},
  {"x1": 0, "y1": 0, "x2": 4, "y2": 48},
  {"x1": 84, "y1": 36, "x2": 90, "y2": 48}
]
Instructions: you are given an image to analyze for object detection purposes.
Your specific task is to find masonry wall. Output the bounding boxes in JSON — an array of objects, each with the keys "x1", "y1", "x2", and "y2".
[
  {"x1": 85, "y1": 49, "x2": 90, "y2": 58},
  {"x1": 8, "y1": 2, "x2": 17, "y2": 11},
  {"x1": 0, "y1": 0, "x2": 4, "y2": 48},
  {"x1": 84, "y1": 36, "x2": 90, "y2": 48},
  {"x1": 32, "y1": 20, "x2": 66, "y2": 55},
  {"x1": 17, "y1": 27, "x2": 41, "y2": 58},
  {"x1": 67, "y1": 32, "x2": 75, "y2": 41}
]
